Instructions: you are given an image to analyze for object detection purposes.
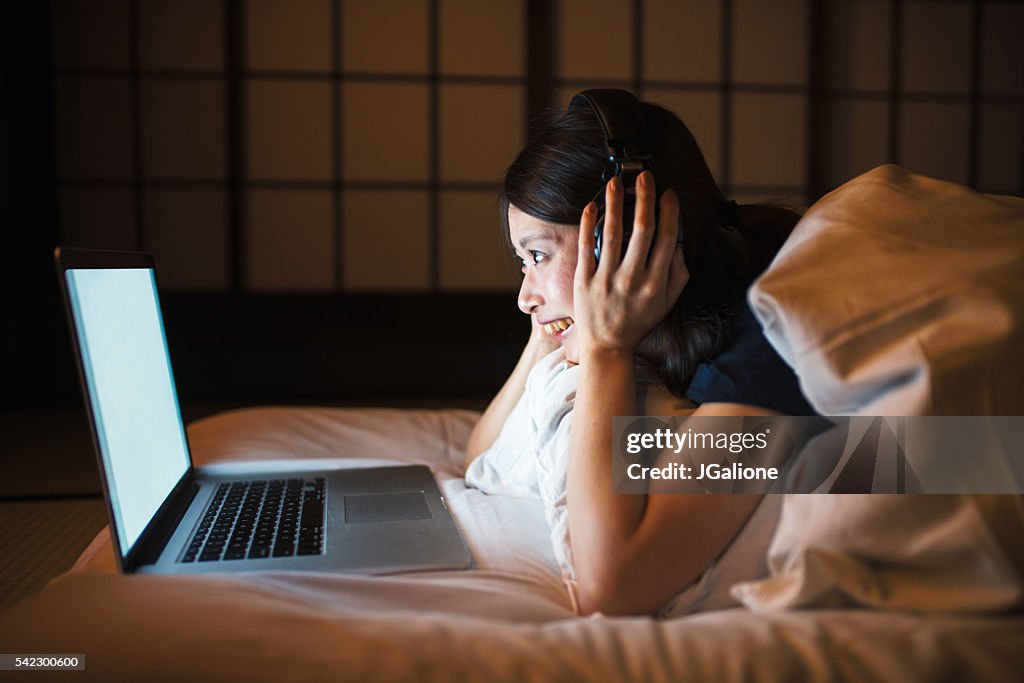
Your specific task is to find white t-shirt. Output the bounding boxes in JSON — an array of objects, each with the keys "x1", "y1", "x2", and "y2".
[
  {"x1": 465, "y1": 347, "x2": 780, "y2": 616},
  {"x1": 465, "y1": 348, "x2": 580, "y2": 599}
]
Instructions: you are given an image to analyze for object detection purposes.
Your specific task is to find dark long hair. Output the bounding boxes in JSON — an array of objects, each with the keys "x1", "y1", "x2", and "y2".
[{"x1": 501, "y1": 98, "x2": 801, "y2": 397}]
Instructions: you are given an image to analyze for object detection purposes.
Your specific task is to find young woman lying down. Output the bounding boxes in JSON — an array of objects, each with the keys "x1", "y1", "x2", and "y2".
[{"x1": 464, "y1": 90, "x2": 815, "y2": 616}]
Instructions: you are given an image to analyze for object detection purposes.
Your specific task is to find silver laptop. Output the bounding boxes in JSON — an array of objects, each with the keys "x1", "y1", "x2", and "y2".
[{"x1": 55, "y1": 247, "x2": 471, "y2": 576}]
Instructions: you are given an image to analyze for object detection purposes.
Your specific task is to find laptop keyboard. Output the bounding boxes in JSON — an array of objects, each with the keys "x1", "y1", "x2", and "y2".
[{"x1": 180, "y1": 478, "x2": 326, "y2": 563}]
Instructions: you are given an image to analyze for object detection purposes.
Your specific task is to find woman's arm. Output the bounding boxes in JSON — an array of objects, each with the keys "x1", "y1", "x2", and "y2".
[
  {"x1": 568, "y1": 173, "x2": 774, "y2": 615},
  {"x1": 464, "y1": 318, "x2": 558, "y2": 471},
  {"x1": 569, "y1": 376, "x2": 776, "y2": 615}
]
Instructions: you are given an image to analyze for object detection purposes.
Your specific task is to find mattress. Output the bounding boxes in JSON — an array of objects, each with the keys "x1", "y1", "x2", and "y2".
[{"x1": 1, "y1": 406, "x2": 1022, "y2": 682}]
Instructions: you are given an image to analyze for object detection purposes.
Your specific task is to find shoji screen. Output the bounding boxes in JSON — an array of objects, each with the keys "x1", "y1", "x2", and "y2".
[
  {"x1": 243, "y1": 0, "x2": 525, "y2": 293},
  {"x1": 53, "y1": 0, "x2": 229, "y2": 290},
  {"x1": 554, "y1": 0, "x2": 1022, "y2": 208},
  {"x1": 556, "y1": 0, "x2": 811, "y2": 208},
  {"x1": 52, "y1": 0, "x2": 527, "y2": 294},
  {"x1": 822, "y1": 0, "x2": 1023, "y2": 196},
  {"x1": 51, "y1": 0, "x2": 1023, "y2": 293}
]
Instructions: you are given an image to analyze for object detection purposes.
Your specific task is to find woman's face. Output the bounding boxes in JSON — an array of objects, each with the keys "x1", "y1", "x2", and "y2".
[{"x1": 508, "y1": 204, "x2": 581, "y2": 362}]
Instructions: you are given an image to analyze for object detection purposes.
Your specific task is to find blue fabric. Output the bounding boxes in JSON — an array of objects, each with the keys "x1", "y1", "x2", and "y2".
[{"x1": 685, "y1": 301, "x2": 816, "y2": 415}]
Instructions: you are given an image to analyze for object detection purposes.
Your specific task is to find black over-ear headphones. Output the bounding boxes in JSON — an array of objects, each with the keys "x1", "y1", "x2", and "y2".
[{"x1": 568, "y1": 89, "x2": 683, "y2": 263}]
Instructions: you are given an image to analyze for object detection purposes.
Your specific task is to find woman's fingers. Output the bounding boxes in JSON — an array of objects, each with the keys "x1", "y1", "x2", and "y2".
[
  {"x1": 573, "y1": 175, "x2": 688, "y2": 355},
  {"x1": 596, "y1": 176, "x2": 624, "y2": 274},
  {"x1": 589, "y1": 173, "x2": 687, "y2": 307},
  {"x1": 668, "y1": 244, "x2": 690, "y2": 301},
  {"x1": 576, "y1": 201, "x2": 598, "y2": 284},
  {"x1": 647, "y1": 188, "x2": 681, "y2": 279},
  {"x1": 621, "y1": 171, "x2": 657, "y2": 273}
]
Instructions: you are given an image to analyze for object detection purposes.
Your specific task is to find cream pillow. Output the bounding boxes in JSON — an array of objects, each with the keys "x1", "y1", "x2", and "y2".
[
  {"x1": 731, "y1": 494, "x2": 1024, "y2": 613},
  {"x1": 749, "y1": 164, "x2": 1024, "y2": 416},
  {"x1": 733, "y1": 166, "x2": 1024, "y2": 613}
]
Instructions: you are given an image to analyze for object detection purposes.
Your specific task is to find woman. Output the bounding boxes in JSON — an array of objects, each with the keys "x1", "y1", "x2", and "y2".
[{"x1": 465, "y1": 92, "x2": 814, "y2": 617}]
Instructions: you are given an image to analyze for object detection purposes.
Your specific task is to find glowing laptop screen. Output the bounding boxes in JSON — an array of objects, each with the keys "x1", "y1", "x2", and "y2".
[{"x1": 65, "y1": 268, "x2": 190, "y2": 555}]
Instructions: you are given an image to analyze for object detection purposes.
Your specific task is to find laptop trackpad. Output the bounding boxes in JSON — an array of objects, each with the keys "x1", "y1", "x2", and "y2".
[{"x1": 344, "y1": 491, "x2": 433, "y2": 524}]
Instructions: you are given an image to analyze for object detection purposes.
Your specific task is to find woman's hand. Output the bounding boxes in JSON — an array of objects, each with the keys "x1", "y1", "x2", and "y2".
[
  {"x1": 465, "y1": 310, "x2": 560, "y2": 470},
  {"x1": 573, "y1": 171, "x2": 689, "y2": 360},
  {"x1": 526, "y1": 311, "x2": 562, "y2": 359}
]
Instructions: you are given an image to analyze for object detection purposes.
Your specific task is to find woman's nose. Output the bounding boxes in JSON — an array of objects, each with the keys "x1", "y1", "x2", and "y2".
[{"x1": 517, "y1": 270, "x2": 542, "y2": 315}]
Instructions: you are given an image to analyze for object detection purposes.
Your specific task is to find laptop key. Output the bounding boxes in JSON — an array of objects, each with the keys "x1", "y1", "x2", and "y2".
[{"x1": 301, "y1": 501, "x2": 324, "y2": 528}]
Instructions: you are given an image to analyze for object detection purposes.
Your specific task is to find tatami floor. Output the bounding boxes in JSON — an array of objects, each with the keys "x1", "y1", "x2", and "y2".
[{"x1": 0, "y1": 499, "x2": 107, "y2": 610}]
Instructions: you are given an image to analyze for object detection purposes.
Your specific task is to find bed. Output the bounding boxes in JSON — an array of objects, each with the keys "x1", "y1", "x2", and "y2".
[{"x1": 2, "y1": 166, "x2": 1023, "y2": 681}]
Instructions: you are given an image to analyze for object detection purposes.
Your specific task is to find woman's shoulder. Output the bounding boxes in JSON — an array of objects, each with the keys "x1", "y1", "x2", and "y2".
[
  {"x1": 685, "y1": 301, "x2": 817, "y2": 415},
  {"x1": 642, "y1": 382, "x2": 698, "y2": 417}
]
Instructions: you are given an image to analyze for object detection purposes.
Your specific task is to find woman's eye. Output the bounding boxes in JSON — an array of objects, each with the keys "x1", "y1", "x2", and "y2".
[{"x1": 517, "y1": 250, "x2": 547, "y2": 273}]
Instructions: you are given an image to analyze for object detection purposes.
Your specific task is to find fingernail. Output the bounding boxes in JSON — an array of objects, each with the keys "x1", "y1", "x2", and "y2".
[
  {"x1": 640, "y1": 171, "x2": 651, "y2": 188},
  {"x1": 609, "y1": 177, "x2": 620, "y2": 191}
]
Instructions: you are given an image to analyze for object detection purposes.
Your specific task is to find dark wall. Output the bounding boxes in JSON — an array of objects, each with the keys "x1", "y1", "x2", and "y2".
[{"x1": 1, "y1": 2, "x2": 67, "y2": 409}]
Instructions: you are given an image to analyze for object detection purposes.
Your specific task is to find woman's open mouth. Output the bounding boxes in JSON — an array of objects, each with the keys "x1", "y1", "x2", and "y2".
[{"x1": 543, "y1": 316, "x2": 574, "y2": 340}]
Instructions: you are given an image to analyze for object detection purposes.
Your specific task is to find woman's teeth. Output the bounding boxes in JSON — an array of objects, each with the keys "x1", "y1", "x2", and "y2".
[{"x1": 543, "y1": 318, "x2": 574, "y2": 335}]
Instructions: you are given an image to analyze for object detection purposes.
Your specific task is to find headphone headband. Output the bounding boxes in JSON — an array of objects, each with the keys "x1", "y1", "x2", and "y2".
[
  {"x1": 569, "y1": 89, "x2": 652, "y2": 177},
  {"x1": 568, "y1": 89, "x2": 744, "y2": 268},
  {"x1": 569, "y1": 89, "x2": 665, "y2": 263}
]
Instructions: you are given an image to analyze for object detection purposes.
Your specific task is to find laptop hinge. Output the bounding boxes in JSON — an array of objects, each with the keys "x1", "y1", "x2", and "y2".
[{"x1": 127, "y1": 474, "x2": 199, "y2": 569}]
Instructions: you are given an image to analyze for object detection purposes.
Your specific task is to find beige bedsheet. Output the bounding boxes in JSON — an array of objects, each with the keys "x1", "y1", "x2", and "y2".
[{"x1": 1, "y1": 407, "x2": 1022, "y2": 682}]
